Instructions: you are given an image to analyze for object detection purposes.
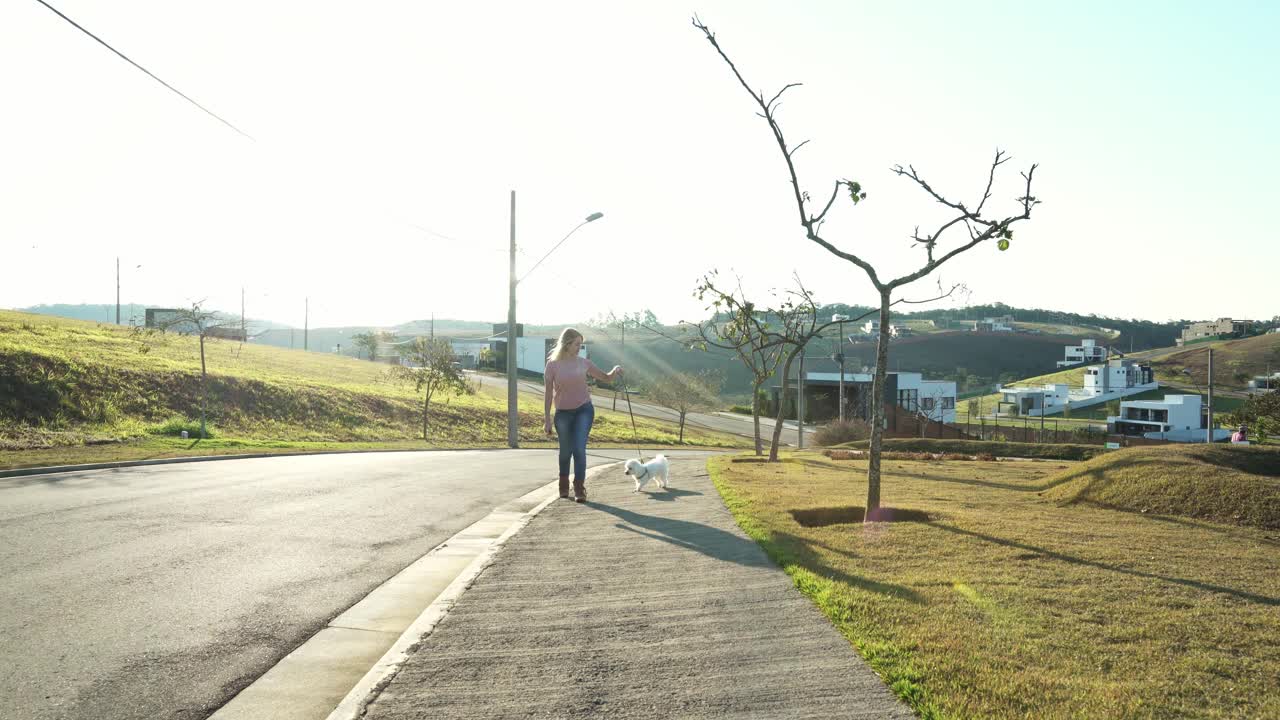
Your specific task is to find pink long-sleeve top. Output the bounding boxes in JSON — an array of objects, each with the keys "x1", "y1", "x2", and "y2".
[{"x1": 544, "y1": 357, "x2": 602, "y2": 412}]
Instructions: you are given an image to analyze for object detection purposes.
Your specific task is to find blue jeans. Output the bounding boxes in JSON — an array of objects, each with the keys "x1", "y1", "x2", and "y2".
[{"x1": 554, "y1": 403, "x2": 594, "y2": 481}]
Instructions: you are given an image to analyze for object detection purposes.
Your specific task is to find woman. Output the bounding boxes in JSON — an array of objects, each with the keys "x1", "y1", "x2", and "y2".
[{"x1": 543, "y1": 328, "x2": 623, "y2": 502}]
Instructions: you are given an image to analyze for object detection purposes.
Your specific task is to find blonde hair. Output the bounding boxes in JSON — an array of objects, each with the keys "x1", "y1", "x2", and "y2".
[{"x1": 548, "y1": 327, "x2": 583, "y2": 362}]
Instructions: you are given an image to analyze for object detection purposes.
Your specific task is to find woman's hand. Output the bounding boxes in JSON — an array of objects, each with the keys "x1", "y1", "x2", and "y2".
[{"x1": 544, "y1": 418, "x2": 554, "y2": 436}]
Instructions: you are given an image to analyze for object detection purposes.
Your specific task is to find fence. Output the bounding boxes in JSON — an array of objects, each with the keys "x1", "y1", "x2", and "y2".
[{"x1": 880, "y1": 405, "x2": 1170, "y2": 446}]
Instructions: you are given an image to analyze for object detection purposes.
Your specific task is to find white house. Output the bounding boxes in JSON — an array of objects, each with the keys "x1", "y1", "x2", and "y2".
[
  {"x1": 1056, "y1": 338, "x2": 1107, "y2": 367},
  {"x1": 449, "y1": 341, "x2": 490, "y2": 368},
  {"x1": 1109, "y1": 394, "x2": 1201, "y2": 436},
  {"x1": 970, "y1": 316, "x2": 1014, "y2": 332},
  {"x1": 795, "y1": 371, "x2": 957, "y2": 423},
  {"x1": 1083, "y1": 359, "x2": 1155, "y2": 395},
  {"x1": 508, "y1": 337, "x2": 591, "y2": 375},
  {"x1": 997, "y1": 359, "x2": 1156, "y2": 417},
  {"x1": 863, "y1": 320, "x2": 880, "y2": 334},
  {"x1": 889, "y1": 323, "x2": 911, "y2": 337},
  {"x1": 997, "y1": 383, "x2": 1072, "y2": 416},
  {"x1": 1107, "y1": 394, "x2": 1231, "y2": 442}
]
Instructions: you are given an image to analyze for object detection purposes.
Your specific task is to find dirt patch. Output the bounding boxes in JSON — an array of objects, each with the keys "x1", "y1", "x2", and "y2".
[{"x1": 790, "y1": 505, "x2": 932, "y2": 527}]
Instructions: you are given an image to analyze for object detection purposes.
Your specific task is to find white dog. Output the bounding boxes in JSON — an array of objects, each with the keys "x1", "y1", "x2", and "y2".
[{"x1": 624, "y1": 454, "x2": 670, "y2": 492}]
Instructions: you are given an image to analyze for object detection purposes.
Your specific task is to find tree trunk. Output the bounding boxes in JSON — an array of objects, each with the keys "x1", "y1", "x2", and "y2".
[
  {"x1": 678, "y1": 410, "x2": 686, "y2": 444},
  {"x1": 769, "y1": 348, "x2": 799, "y2": 461},
  {"x1": 866, "y1": 288, "x2": 892, "y2": 517},
  {"x1": 422, "y1": 394, "x2": 430, "y2": 440},
  {"x1": 751, "y1": 381, "x2": 763, "y2": 455}
]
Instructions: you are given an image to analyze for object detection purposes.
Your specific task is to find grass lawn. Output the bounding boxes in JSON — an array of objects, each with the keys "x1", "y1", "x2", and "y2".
[{"x1": 710, "y1": 450, "x2": 1280, "y2": 719}]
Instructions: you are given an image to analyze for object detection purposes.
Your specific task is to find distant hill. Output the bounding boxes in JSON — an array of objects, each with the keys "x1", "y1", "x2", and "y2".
[
  {"x1": 16, "y1": 303, "x2": 293, "y2": 331},
  {"x1": 1147, "y1": 333, "x2": 1280, "y2": 387}
]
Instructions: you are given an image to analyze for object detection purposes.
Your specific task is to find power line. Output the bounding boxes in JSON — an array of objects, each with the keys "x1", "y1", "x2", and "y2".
[{"x1": 34, "y1": 0, "x2": 254, "y2": 140}]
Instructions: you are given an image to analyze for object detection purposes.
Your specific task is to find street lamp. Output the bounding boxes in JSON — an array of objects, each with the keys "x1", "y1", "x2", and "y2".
[
  {"x1": 831, "y1": 314, "x2": 850, "y2": 422},
  {"x1": 507, "y1": 191, "x2": 604, "y2": 448}
]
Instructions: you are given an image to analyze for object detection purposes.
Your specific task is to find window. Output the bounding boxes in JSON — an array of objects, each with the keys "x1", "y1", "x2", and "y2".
[
  {"x1": 942, "y1": 397, "x2": 955, "y2": 409},
  {"x1": 921, "y1": 397, "x2": 935, "y2": 411}
]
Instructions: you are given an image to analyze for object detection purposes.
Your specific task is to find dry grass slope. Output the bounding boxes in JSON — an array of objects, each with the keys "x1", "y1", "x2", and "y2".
[{"x1": 1042, "y1": 444, "x2": 1280, "y2": 529}]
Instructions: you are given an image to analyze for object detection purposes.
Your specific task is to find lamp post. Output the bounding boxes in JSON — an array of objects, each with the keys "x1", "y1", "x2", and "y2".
[
  {"x1": 831, "y1": 314, "x2": 850, "y2": 422},
  {"x1": 506, "y1": 190, "x2": 603, "y2": 448}
]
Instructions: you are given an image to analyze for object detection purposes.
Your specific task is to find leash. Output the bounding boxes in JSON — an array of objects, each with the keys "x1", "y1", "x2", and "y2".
[{"x1": 619, "y1": 376, "x2": 646, "y2": 462}]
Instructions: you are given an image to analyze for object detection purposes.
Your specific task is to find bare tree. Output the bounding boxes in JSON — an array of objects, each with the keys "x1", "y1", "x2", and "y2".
[
  {"x1": 389, "y1": 337, "x2": 473, "y2": 440},
  {"x1": 645, "y1": 369, "x2": 723, "y2": 443},
  {"x1": 157, "y1": 302, "x2": 242, "y2": 439},
  {"x1": 764, "y1": 277, "x2": 956, "y2": 461},
  {"x1": 694, "y1": 17, "x2": 1040, "y2": 515},
  {"x1": 685, "y1": 271, "x2": 788, "y2": 455}
]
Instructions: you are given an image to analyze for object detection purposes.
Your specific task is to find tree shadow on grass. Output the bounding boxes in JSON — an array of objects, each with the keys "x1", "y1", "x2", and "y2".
[
  {"x1": 766, "y1": 528, "x2": 925, "y2": 604},
  {"x1": 930, "y1": 522, "x2": 1280, "y2": 607}
]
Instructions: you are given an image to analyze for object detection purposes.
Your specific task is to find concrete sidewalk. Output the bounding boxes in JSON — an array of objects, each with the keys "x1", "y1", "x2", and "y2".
[{"x1": 348, "y1": 455, "x2": 913, "y2": 719}]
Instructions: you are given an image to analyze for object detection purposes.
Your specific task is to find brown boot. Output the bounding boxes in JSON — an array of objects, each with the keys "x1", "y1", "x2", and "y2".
[
  {"x1": 573, "y1": 477, "x2": 586, "y2": 503},
  {"x1": 558, "y1": 475, "x2": 570, "y2": 499}
]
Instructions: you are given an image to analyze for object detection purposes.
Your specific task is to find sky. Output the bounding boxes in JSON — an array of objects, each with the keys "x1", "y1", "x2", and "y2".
[{"x1": 2, "y1": 0, "x2": 1277, "y2": 330}]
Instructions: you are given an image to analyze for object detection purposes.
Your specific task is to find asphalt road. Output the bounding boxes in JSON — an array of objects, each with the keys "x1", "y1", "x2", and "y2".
[{"x1": 0, "y1": 449, "x2": 697, "y2": 720}]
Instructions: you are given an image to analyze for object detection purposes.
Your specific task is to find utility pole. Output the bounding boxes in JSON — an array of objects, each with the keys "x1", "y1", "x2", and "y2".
[
  {"x1": 304, "y1": 297, "x2": 309, "y2": 352},
  {"x1": 613, "y1": 320, "x2": 626, "y2": 411},
  {"x1": 430, "y1": 313, "x2": 434, "y2": 340},
  {"x1": 115, "y1": 257, "x2": 120, "y2": 325},
  {"x1": 241, "y1": 287, "x2": 246, "y2": 341},
  {"x1": 507, "y1": 190, "x2": 519, "y2": 448},
  {"x1": 1207, "y1": 347, "x2": 1214, "y2": 443}
]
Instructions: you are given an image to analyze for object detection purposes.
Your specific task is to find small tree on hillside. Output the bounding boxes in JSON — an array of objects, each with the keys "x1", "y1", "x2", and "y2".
[
  {"x1": 389, "y1": 337, "x2": 473, "y2": 439},
  {"x1": 645, "y1": 370, "x2": 723, "y2": 443},
  {"x1": 685, "y1": 271, "x2": 788, "y2": 455},
  {"x1": 353, "y1": 330, "x2": 394, "y2": 361},
  {"x1": 695, "y1": 18, "x2": 1040, "y2": 516},
  {"x1": 156, "y1": 302, "x2": 242, "y2": 439}
]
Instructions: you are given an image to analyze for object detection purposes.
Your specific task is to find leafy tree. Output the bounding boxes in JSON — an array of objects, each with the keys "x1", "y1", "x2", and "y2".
[
  {"x1": 1225, "y1": 391, "x2": 1280, "y2": 444},
  {"x1": 644, "y1": 370, "x2": 722, "y2": 443},
  {"x1": 352, "y1": 330, "x2": 394, "y2": 361},
  {"x1": 389, "y1": 337, "x2": 473, "y2": 439},
  {"x1": 695, "y1": 18, "x2": 1041, "y2": 515}
]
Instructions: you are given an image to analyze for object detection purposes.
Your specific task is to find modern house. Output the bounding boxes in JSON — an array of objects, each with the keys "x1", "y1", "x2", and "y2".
[
  {"x1": 448, "y1": 341, "x2": 490, "y2": 369},
  {"x1": 889, "y1": 323, "x2": 911, "y2": 337},
  {"x1": 1177, "y1": 318, "x2": 1254, "y2": 346},
  {"x1": 997, "y1": 358, "x2": 1157, "y2": 417},
  {"x1": 1056, "y1": 338, "x2": 1107, "y2": 367},
  {"x1": 862, "y1": 320, "x2": 880, "y2": 334},
  {"x1": 781, "y1": 371, "x2": 957, "y2": 424},
  {"x1": 1108, "y1": 394, "x2": 1201, "y2": 437},
  {"x1": 969, "y1": 315, "x2": 1014, "y2": 332},
  {"x1": 489, "y1": 336, "x2": 588, "y2": 376}
]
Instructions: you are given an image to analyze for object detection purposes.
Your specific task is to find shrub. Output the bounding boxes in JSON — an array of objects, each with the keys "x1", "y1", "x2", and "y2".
[
  {"x1": 813, "y1": 419, "x2": 872, "y2": 446},
  {"x1": 147, "y1": 416, "x2": 216, "y2": 438}
]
